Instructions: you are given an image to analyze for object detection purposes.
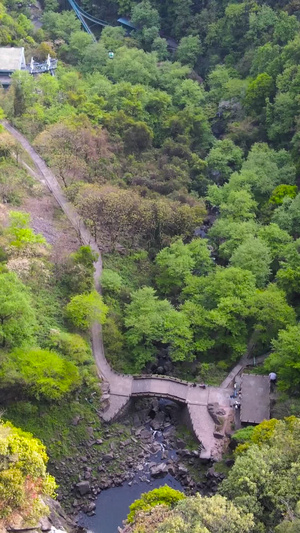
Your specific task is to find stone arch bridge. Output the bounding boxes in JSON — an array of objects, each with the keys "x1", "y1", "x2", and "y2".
[{"x1": 2, "y1": 121, "x2": 239, "y2": 461}]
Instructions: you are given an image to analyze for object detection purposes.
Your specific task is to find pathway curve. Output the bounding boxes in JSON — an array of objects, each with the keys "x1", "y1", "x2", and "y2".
[{"x1": 2, "y1": 121, "x2": 238, "y2": 460}]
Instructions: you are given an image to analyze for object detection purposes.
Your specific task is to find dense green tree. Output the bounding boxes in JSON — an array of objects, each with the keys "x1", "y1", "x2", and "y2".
[
  {"x1": 257, "y1": 223, "x2": 292, "y2": 268},
  {"x1": 247, "y1": 284, "x2": 296, "y2": 355},
  {"x1": 157, "y1": 494, "x2": 254, "y2": 533},
  {"x1": 124, "y1": 287, "x2": 193, "y2": 369},
  {"x1": 151, "y1": 37, "x2": 168, "y2": 60},
  {"x1": 127, "y1": 486, "x2": 185, "y2": 523},
  {"x1": 221, "y1": 418, "x2": 300, "y2": 530},
  {"x1": 219, "y1": 190, "x2": 257, "y2": 221},
  {"x1": 0, "y1": 347, "x2": 80, "y2": 401},
  {"x1": 0, "y1": 420, "x2": 56, "y2": 526},
  {"x1": 176, "y1": 35, "x2": 202, "y2": 67},
  {"x1": 276, "y1": 239, "x2": 300, "y2": 297},
  {"x1": 125, "y1": 492, "x2": 254, "y2": 532},
  {"x1": 42, "y1": 10, "x2": 81, "y2": 42},
  {"x1": 131, "y1": 0, "x2": 160, "y2": 29},
  {"x1": 101, "y1": 269, "x2": 123, "y2": 294},
  {"x1": 206, "y1": 139, "x2": 244, "y2": 185},
  {"x1": 155, "y1": 238, "x2": 213, "y2": 296},
  {"x1": 208, "y1": 219, "x2": 258, "y2": 260},
  {"x1": 230, "y1": 237, "x2": 272, "y2": 287},
  {"x1": 272, "y1": 194, "x2": 300, "y2": 237},
  {"x1": 67, "y1": 31, "x2": 94, "y2": 64},
  {"x1": 66, "y1": 291, "x2": 108, "y2": 329},
  {"x1": 0, "y1": 272, "x2": 36, "y2": 348},
  {"x1": 269, "y1": 184, "x2": 298, "y2": 205},
  {"x1": 245, "y1": 73, "x2": 274, "y2": 114},
  {"x1": 5, "y1": 211, "x2": 46, "y2": 251},
  {"x1": 265, "y1": 325, "x2": 300, "y2": 392},
  {"x1": 11, "y1": 71, "x2": 36, "y2": 117}
]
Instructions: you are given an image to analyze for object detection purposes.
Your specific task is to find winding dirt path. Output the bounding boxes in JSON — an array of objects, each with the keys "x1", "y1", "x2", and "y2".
[{"x1": 2, "y1": 121, "x2": 234, "y2": 459}]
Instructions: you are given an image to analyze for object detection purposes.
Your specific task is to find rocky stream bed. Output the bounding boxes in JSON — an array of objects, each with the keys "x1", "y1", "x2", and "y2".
[{"x1": 50, "y1": 398, "x2": 226, "y2": 532}]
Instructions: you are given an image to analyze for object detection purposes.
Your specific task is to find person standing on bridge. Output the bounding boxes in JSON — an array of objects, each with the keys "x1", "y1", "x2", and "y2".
[{"x1": 269, "y1": 372, "x2": 277, "y2": 392}]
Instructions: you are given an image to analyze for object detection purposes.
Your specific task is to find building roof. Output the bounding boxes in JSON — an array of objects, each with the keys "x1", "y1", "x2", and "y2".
[
  {"x1": 240, "y1": 374, "x2": 270, "y2": 424},
  {"x1": 117, "y1": 18, "x2": 137, "y2": 29},
  {"x1": 0, "y1": 47, "x2": 26, "y2": 72}
]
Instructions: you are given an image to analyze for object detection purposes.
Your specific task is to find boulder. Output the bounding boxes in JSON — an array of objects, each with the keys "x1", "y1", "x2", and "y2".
[
  {"x1": 150, "y1": 463, "x2": 168, "y2": 477},
  {"x1": 103, "y1": 453, "x2": 114, "y2": 462},
  {"x1": 39, "y1": 517, "x2": 52, "y2": 531},
  {"x1": 167, "y1": 464, "x2": 176, "y2": 476},
  {"x1": 213, "y1": 432, "x2": 224, "y2": 439},
  {"x1": 76, "y1": 480, "x2": 91, "y2": 496},
  {"x1": 177, "y1": 463, "x2": 188, "y2": 475},
  {"x1": 83, "y1": 502, "x2": 96, "y2": 513}
]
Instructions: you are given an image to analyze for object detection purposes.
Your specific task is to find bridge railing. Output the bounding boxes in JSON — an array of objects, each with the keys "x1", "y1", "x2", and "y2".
[
  {"x1": 25, "y1": 59, "x2": 58, "y2": 74},
  {"x1": 132, "y1": 373, "x2": 206, "y2": 387}
]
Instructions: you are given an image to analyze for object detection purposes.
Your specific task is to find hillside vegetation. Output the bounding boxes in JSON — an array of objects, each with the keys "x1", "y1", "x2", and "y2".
[{"x1": 1, "y1": 0, "x2": 300, "y2": 530}]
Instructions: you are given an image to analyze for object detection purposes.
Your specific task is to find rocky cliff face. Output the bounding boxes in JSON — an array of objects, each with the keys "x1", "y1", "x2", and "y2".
[{"x1": 2, "y1": 498, "x2": 80, "y2": 533}]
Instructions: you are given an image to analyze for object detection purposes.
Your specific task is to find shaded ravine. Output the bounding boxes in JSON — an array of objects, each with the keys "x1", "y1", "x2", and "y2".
[{"x1": 2, "y1": 121, "x2": 239, "y2": 460}]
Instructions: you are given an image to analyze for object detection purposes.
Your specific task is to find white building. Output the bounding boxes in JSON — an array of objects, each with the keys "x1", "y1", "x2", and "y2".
[{"x1": 0, "y1": 47, "x2": 26, "y2": 87}]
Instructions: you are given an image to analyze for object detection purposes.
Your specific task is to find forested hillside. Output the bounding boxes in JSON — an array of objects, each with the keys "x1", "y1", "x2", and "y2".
[{"x1": 1, "y1": 0, "x2": 300, "y2": 530}]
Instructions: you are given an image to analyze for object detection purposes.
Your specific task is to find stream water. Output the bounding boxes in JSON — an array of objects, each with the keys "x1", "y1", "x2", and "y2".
[{"x1": 78, "y1": 472, "x2": 183, "y2": 533}]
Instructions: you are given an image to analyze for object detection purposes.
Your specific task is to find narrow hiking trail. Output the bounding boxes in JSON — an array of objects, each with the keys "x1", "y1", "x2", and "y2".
[{"x1": 2, "y1": 120, "x2": 249, "y2": 459}]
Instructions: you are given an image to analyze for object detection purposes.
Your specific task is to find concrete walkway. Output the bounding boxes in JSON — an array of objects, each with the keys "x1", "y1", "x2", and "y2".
[{"x1": 2, "y1": 121, "x2": 236, "y2": 460}]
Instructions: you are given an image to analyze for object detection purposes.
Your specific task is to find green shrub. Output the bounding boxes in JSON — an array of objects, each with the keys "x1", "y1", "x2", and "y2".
[{"x1": 127, "y1": 486, "x2": 185, "y2": 523}]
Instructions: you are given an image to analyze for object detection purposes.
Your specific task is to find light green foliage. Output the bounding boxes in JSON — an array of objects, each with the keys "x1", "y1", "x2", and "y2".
[
  {"x1": 182, "y1": 267, "x2": 257, "y2": 360},
  {"x1": 101, "y1": 269, "x2": 123, "y2": 293},
  {"x1": 100, "y1": 26, "x2": 126, "y2": 51},
  {"x1": 47, "y1": 329, "x2": 92, "y2": 364},
  {"x1": 124, "y1": 287, "x2": 192, "y2": 369},
  {"x1": 257, "y1": 223, "x2": 292, "y2": 264},
  {"x1": 173, "y1": 79, "x2": 205, "y2": 109},
  {"x1": 156, "y1": 494, "x2": 254, "y2": 533},
  {"x1": 155, "y1": 238, "x2": 213, "y2": 295},
  {"x1": 266, "y1": 92, "x2": 297, "y2": 144},
  {"x1": 265, "y1": 326, "x2": 300, "y2": 392},
  {"x1": 5, "y1": 211, "x2": 46, "y2": 250},
  {"x1": 131, "y1": 0, "x2": 160, "y2": 48},
  {"x1": 234, "y1": 419, "x2": 279, "y2": 454},
  {"x1": 221, "y1": 418, "x2": 300, "y2": 530},
  {"x1": 208, "y1": 219, "x2": 258, "y2": 260},
  {"x1": 127, "y1": 486, "x2": 185, "y2": 523},
  {"x1": 276, "y1": 239, "x2": 300, "y2": 296},
  {"x1": 66, "y1": 291, "x2": 108, "y2": 329},
  {"x1": 207, "y1": 144, "x2": 296, "y2": 211},
  {"x1": 176, "y1": 35, "x2": 202, "y2": 67},
  {"x1": 67, "y1": 31, "x2": 94, "y2": 64},
  {"x1": 42, "y1": 10, "x2": 81, "y2": 42},
  {"x1": 229, "y1": 237, "x2": 272, "y2": 287},
  {"x1": 219, "y1": 190, "x2": 257, "y2": 221},
  {"x1": 0, "y1": 420, "x2": 56, "y2": 524},
  {"x1": 105, "y1": 46, "x2": 159, "y2": 85},
  {"x1": 0, "y1": 272, "x2": 36, "y2": 348},
  {"x1": 36, "y1": 74, "x2": 59, "y2": 107},
  {"x1": 131, "y1": 0, "x2": 160, "y2": 29},
  {"x1": 46, "y1": 329, "x2": 98, "y2": 389},
  {"x1": 276, "y1": 518, "x2": 300, "y2": 533},
  {"x1": 151, "y1": 37, "x2": 168, "y2": 60},
  {"x1": 206, "y1": 139, "x2": 243, "y2": 184},
  {"x1": 0, "y1": 347, "x2": 80, "y2": 401},
  {"x1": 269, "y1": 185, "x2": 298, "y2": 205}
]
